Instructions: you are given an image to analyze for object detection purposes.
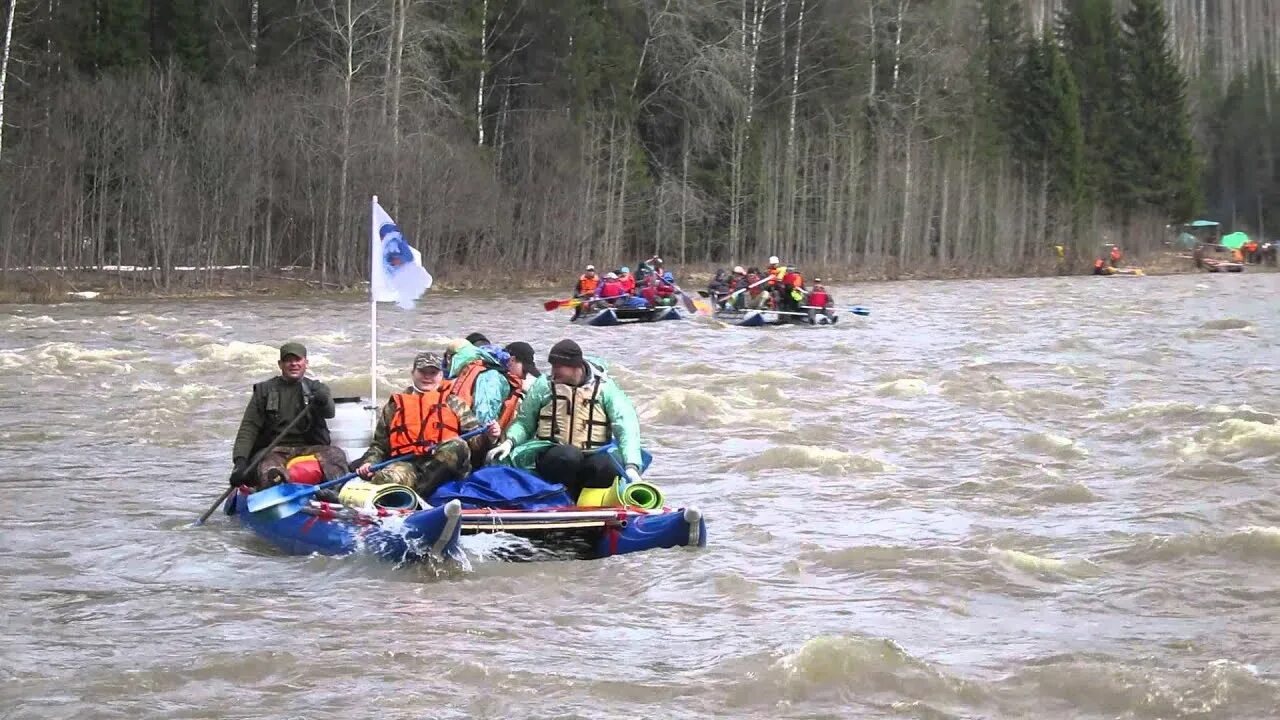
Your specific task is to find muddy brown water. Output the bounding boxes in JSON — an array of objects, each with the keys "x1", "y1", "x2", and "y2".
[{"x1": 1, "y1": 273, "x2": 1278, "y2": 718}]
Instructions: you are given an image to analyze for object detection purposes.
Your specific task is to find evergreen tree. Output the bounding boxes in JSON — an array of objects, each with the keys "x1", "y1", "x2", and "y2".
[
  {"x1": 85, "y1": 0, "x2": 148, "y2": 71},
  {"x1": 1056, "y1": 0, "x2": 1129, "y2": 209},
  {"x1": 1206, "y1": 63, "x2": 1280, "y2": 234},
  {"x1": 1121, "y1": 0, "x2": 1199, "y2": 220},
  {"x1": 1013, "y1": 32, "x2": 1085, "y2": 211},
  {"x1": 978, "y1": 0, "x2": 1025, "y2": 136},
  {"x1": 168, "y1": 0, "x2": 208, "y2": 76}
]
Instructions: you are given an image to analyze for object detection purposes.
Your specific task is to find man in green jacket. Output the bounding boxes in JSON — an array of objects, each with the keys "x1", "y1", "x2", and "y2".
[
  {"x1": 230, "y1": 342, "x2": 346, "y2": 489},
  {"x1": 486, "y1": 339, "x2": 643, "y2": 499}
]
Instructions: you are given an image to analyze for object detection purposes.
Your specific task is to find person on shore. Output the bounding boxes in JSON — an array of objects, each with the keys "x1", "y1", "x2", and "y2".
[
  {"x1": 486, "y1": 340, "x2": 643, "y2": 501},
  {"x1": 230, "y1": 342, "x2": 346, "y2": 489},
  {"x1": 352, "y1": 352, "x2": 499, "y2": 498}
]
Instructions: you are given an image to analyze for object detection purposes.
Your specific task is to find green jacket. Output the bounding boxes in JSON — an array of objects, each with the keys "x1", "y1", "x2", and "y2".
[
  {"x1": 356, "y1": 386, "x2": 480, "y2": 466},
  {"x1": 232, "y1": 376, "x2": 336, "y2": 462},
  {"x1": 504, "y1": 358, "x2": 642, "y2": 469}
]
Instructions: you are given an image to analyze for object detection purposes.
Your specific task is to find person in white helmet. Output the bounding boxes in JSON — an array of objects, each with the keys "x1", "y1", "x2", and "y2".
[{"x1": 716, "y1": 266, "x2": 750, "y2": 310}]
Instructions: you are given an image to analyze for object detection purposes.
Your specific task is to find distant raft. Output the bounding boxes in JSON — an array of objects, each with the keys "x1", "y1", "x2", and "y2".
[
  {"x1": 713, "y1": 308, "x2": 838, "y2": 327},
  {"x1": 1202, "y1": 258, "x2": 1244, "y2": 273},
  {"x1": 1098, "y1": 266, "x2": 1145, "y2": 277},
  {"x1": 573, "y1": 305, "x2": 684, "y2": 326}
]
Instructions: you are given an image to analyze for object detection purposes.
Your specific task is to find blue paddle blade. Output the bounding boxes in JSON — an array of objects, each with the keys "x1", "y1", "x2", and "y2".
[
  {"x1": 849, "y1": 306, "x2": 871, "y2": 316},
  {"x1": 246, "y1": 481, "x2": 318, "y2": 513}
]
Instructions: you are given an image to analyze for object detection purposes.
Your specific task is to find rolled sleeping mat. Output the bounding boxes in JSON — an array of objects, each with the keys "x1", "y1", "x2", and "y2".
[
  {"x1": 336, "y1": 479, "x2": 423, "y2": 511},
  {"x1": 576, "y1": 477, "x2": 665, "y2": 510},
  {"x1": 618, "y1": 480, "x2": 664, "y2": 510}
]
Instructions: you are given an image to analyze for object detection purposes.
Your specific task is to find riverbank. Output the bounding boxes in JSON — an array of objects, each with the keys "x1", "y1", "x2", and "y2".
[{"x1": 1, "y1": 252, "x2": 1271, "y2": 303}]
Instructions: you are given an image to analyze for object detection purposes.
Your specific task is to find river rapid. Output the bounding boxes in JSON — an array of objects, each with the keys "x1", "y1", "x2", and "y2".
[{"x1": 1, "y1": 273, "x2": 1278, "y2": 719}]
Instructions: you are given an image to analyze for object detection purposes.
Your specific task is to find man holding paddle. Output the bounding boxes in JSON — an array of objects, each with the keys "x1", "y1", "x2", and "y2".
[
  {"x1": 230, "y1": 342, "x2": 346, "y2": 489},
  {"x1": 353, "y1": 351, "x2": 499, "y2": 498}
]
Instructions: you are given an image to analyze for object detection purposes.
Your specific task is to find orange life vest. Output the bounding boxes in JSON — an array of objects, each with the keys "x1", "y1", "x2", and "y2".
[
  {"x1": 450, "y1": 360, "x2": 524, "y2": 429},
  {"x1": 387, "y1": 384, "x2": 462, "y2": 455},
  {"x1": 1109, "y1": 248, "x2": 1122, "y2": 261},
  {"x1": 577, "y1": 274, "x2": 599, "y2": 296},
  {"x1": 1094, "y1": 258, "x2": 1105, "y2": 268}
]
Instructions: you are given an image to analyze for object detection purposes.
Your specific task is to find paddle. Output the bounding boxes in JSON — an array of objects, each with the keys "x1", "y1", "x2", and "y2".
[
  {"x1": 802, "y1": 304, "x2": 871, "y2": 316},
  {"x1": 544, "y1": 296, "x2": 588, "y2": 311},
  {"x1": 245, "y1": 426, "x2": 487, "y2": 513},
  {"x1": 195, "y1": 389, "x2": 314, "y2": 525},
  {"x1": 546, "y1": 294, "x2": 634, "y2": 311},
  {"x1": 645, "y1": 272, "x2": 698, "y2": 314},
  {"x1": 726, "y1": 276, "x2": 771, "y2": 300}
]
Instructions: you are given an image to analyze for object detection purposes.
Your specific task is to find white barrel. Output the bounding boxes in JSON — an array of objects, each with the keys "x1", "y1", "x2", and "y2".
[{"x1": 330, "y1": 397, "x2": 375, "y2": 464}]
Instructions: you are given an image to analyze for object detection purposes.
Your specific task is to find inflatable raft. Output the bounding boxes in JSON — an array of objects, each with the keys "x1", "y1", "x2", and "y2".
[
  {"x1": 225, "y1": 399, "x2": 706, "y2": 563},
  {"x1": 714, "y1": 309, "x2": 837, "y2": 326},
  {"x1": 574, "y1": 305, "x2": 683, "y2": 326},
  {"x1": 1203, "y1": 258, "x2": 1244, "y2": 272},
  {"x1": 229, "y1": 489, "x2": 704, "y2": 562}
]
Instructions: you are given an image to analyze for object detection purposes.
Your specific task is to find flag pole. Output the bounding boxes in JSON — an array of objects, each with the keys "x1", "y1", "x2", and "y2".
[{"x1": 369, "y1": 195, "x2": 379, "y2": 420}]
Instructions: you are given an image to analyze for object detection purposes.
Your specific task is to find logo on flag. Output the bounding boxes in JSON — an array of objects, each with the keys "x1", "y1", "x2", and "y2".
[{"x1": 371, "y1": 199, "x2": 432, "y2": 309}]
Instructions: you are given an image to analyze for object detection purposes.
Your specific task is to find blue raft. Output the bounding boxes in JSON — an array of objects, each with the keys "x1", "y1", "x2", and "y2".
[
  {"x1": 575, "y1": 305, "x2": 683, "y2": 326},
  {"x1": 714, "y1": 309, "x2": 836, "y2": 327},
  {"x1": 228, "y1": 467, "x2": 706, "y2": 562},
  {"x1": 232, "y1": 490, "x2": 465, "y2": 561}
]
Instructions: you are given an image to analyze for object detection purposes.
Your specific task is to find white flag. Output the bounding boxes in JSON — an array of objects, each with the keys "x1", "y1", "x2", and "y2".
[{"x1": 370, "y1": 197, "x2": 432, "y2": 309}]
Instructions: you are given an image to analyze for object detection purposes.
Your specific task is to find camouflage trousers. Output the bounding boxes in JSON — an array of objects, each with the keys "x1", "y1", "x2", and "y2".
[
  {"x1": 369, "y1": 438, "x2": 472, "y2": 499},
  {"x1": 254, "y1": 444, "x2": 349, "y2": 489}
]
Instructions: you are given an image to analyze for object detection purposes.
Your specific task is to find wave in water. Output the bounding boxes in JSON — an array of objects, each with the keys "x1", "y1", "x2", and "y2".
[
  {"x1": 643, "y1": 388, "x2": 731, "y2": 426},
  {"x1": 988, "y1": 548, "x2": 1102, "y2": 579},
  {"x1": 1110, "y1": 526, "x2": 1280, "y2": 564},
  {"x1": 736, "y1": 444, "x2": 888, "y2": 475},
  {"x1": 1179, "y1": 419, "x2": 1280, "y2": 462},
  {"x1": 1022, "y1": 432, "x2": 1089, "y2": 460},
  {"x1": 876, "y1": 378, "x2": 928, "y2": 398},
  {"x1": 0, "y1": 342, "x2": 145, "y2": 376}
]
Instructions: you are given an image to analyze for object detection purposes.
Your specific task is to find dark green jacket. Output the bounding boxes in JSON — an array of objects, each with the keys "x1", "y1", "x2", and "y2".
[{"x1": 232, "y1": 376, "x2": 336, "y2": 462}]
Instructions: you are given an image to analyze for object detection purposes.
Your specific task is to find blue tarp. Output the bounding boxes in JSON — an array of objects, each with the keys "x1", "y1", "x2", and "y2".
[{"x1": 426, "y1": 466, "x2": 574, "y2": 510}]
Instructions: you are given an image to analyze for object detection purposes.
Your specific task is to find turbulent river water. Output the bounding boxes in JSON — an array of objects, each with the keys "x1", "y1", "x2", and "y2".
[{"x1": 2, "y1": 273, "x2": 1278, "y2": 719}]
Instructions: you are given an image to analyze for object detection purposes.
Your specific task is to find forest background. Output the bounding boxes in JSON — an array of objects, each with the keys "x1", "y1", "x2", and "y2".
[{"x1": 0, "y1": 0, "x2": 1277, "y2": 293}]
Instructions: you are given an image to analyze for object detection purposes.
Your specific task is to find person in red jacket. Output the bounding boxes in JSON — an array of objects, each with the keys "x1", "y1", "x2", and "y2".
[
  {"x1": 806, "y1": 278, "x2": 835, "y2": 322},
  {"x1": 594, "y1": 272, "x2": 627, "y2": 307},
  {"x1": 617, "y1": 266, "x2": 636, "y2": 294}
]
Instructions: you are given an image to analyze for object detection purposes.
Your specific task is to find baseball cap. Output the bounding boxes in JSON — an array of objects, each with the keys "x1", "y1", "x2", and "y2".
[
  {"x1": 413, "y1": 352, "x2": 443, "y2": 371},
  {"x1": 279, "y1": 342, "x2": 307, "y2": 360},
  {"x1": 504, "y1": 342, "x2": 540, "y2": 377}
]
